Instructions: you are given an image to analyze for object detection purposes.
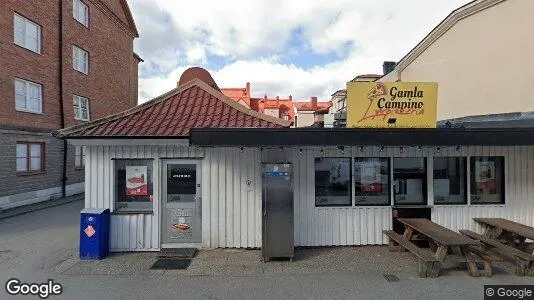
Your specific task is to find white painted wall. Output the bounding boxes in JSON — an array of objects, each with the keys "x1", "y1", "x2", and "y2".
[
  {"x1": 396, "y1": 0, "x2": 534, "y2": 119},
  {"x1": 84, "y1": 141, "x2": 534, "y2": 251}
]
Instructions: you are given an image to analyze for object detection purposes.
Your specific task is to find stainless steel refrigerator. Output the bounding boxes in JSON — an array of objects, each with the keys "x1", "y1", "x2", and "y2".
[{"x1": 262, "y1": 163, "x2": 294, "y2": 261}]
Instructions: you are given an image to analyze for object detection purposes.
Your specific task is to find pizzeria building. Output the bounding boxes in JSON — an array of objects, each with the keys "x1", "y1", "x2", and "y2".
[{"x1": 56, "y1": 68, "x2": 534, "y2": 252}]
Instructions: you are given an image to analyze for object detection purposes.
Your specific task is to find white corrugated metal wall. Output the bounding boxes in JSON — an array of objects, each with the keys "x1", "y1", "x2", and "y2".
[
  {"x1": 84, "y1": 144, "x2": 262, "y2": 251},
  {"x1": 84, "y1": 143, "x2": 534, "y2": 251}
]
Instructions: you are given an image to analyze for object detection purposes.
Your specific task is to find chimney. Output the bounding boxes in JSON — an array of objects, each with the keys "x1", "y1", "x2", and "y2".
[
  {"x1": 264, "y1": 94, "x2": 267, "y2": 100},
  {"x1": 289, "y1": 95, "x2": 292, "y2": 101},
  {"x1": 276, "y1": 96, "x2": 279, "y2": 100},
  {"x1": 383, "y1": 61, "x2": 396, "y2": 75},
  {"x1": 311, "y1": 96, "x2": 317, "y2": 109},
  {"x1": 245, "y1": 82, "x2": 250, "y2": 95}
]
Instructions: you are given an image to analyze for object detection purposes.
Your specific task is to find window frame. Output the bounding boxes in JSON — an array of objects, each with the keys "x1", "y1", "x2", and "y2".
[
  {"x1": 74, "y1": 146, "x2": 85, "y2": 169},
  {"x1": 72, "y1": 45, "x2": 89, "y2": 74},
  {"x1": 73, "y1": 0, "x2": 90, "y2": 27},
  {"x1": 14, "y1": 78, "x2": 43, "y2": 114},
  {"x1": 113, "y1": 159, "x2": 154, "y2": 213},
  {"x1": 469, "y1": 156, "x2": 505, "y2": 205},
  {"x1": 432, "y1": 157, "x2": 468, "y2": 205},
  {"x1": 16, "y1": 142, "x2": 45, "y2": 175},
  {"x1": 13, "y1": 12, "x2": 42, "y2": 54},
  {"x1": 73, "y1": 94, "x2": 90, "y2": 121},
  {"x1": 353, "y1": 157, "x2": 391, "y2": 206},
  {"x1": 314, "y1": 157, "x2": 352, "y2": 207},
  {"x1": 393, "y1": 157, "x2": 428, "y2": 206}
]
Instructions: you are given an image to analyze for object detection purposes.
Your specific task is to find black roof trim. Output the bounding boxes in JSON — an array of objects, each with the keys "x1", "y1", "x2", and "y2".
[{"x1": 190, "y1": 127, "x2": 534, "y2": 146}]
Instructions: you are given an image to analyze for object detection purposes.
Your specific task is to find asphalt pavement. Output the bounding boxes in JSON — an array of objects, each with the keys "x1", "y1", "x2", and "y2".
[{"x1": 0, "y1": 199, "x2": 531, "y2": 300}]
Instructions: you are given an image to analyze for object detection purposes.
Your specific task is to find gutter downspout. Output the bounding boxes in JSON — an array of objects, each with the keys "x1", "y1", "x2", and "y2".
[{"x1": 59, "y1": 0, "x2": 67, "y2": 198}]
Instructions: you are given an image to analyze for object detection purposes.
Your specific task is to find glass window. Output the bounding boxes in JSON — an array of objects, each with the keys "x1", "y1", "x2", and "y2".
[
  {"x1": 73, "y1": 0, "x2": 89, "y2": 27},
  {"x1": 13, "y1": 13, "x2": 41, "y2": 53},
  {"x1": 75, "y1": 146, "x2": 85, "y2": 168},
  {"x1": 114, "y1": 159, "x2": 154, "y2": 212},
  {"x1": 315, "y1": 157, "x2": 351, "y2": 206},
  {"x1": 470, "y1": 157, "x2": 505, "y2": 204},
  {"x1": 16, "y1": 142, "x2": 43, "y2": 173},
  {"x1": 393, "y1": 158, "x2": 427, "y2": 205},
  {"x1": 73, "y1": 95, "x2": 90, "y2": 121},
  {"x1": 73, "y1": 45, "x2": 89, "y2": 74},
  {"x1": 16, "y1": 144, "x2": 28, "y2": 172},
  {"x1": 433, "y1": 157, "x2": 467, "y2": 204},
  {"x1": 15, "y1": 78, "x2": 42, "y2": 113},
  {"x1": 354, "y1": 158, "x2": 390, "y2": 205}
]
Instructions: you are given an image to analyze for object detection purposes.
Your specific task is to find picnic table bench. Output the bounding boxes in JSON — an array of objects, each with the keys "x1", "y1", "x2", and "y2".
[
  {"x1": 459, "y1": 218, "x2": 534, "y2": 276},
  {"x1": 384, "y1": 218, "x2": 490, "y2": 278},
  {"x1": 474, "y1": 218, "x2": 534, "y2": 250}
]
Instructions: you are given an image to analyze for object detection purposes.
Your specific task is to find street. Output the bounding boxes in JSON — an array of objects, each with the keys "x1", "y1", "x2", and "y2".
[{"x1": 0, "y1": 201, "x2": 531, "y2": 300}]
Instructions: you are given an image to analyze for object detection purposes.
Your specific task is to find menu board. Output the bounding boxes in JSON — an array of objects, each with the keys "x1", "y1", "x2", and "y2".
[{"x1": 475, "y1": 161, "x2": 496, "y2": 190}]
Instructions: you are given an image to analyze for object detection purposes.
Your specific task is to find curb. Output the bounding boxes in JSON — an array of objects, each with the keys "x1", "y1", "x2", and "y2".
[{"x1": 0, "y1": 193, "x2": 84, "y2": 220}]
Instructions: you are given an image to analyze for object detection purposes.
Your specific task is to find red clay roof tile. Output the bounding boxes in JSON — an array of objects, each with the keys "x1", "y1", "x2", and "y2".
[{"x1": 58, "y1": 79, "x2": 289, "y2": 138}]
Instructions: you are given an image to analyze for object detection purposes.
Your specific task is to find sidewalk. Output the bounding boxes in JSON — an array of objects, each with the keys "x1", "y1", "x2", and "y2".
[{"x1": 0, "y1": 193, "x2": 84, "y2": 220}]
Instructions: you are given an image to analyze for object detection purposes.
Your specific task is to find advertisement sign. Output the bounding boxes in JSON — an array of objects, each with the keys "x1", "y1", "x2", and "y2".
[
  {"x1": 346, "y1": 82, "x2": 438, "y2": 128},
  {"x1": 125, "y1": 166, "x2": 148, "y2": 196},
  {"x1": 360, "y1": 160, "x2": 382, "y2": 192},
  {"x1": 475, "y1": 161, "x2": 496, "y2": 190}
]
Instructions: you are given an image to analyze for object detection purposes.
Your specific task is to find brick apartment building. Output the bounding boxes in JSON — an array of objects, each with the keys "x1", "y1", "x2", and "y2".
[
  {"x1": 221, "y1": 83, "x2": 331, "y2": 127},
  {"x1": 0, "y1": 0, "x2": 140, "y2": 209}
]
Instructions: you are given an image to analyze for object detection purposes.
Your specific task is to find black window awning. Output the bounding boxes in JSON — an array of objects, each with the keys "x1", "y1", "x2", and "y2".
[{"x1": 189, "y1": 127, "x2": 534, "y2": 146}]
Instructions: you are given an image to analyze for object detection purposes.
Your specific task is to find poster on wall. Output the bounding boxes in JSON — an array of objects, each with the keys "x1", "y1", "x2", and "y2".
[
  {"x1": 475, "y1": 161, "x2": 495, "y2": 190},
  {"x1": 360, "y1": 160, "x2": 382, "y2": 192},
  {"x1": 125, "y1": 166, "x2": 148, "y2": 196}
]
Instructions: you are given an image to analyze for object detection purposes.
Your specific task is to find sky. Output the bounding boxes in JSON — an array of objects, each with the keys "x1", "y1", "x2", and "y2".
[{"x1": 129, "y1": 0, "x2": 471, "y2": 103}]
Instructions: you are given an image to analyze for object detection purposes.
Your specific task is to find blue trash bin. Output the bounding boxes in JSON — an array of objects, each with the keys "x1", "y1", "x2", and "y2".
[{"x1": 80, "y1": 208, "x2": 110, "y2": 260}]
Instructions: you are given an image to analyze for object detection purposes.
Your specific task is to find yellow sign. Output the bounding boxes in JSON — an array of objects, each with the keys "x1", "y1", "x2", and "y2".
[{"x1": 346, "y1": 82, "x2": 438, "y2": 128}]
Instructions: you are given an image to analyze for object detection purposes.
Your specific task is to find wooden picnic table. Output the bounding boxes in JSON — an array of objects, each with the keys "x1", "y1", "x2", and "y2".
[
  {"x1": 388, "y1": 218, "x2": 485, "y2": 277},
  {"x1": 474, "y1": 218, "x2": 534, "y2": 253}
]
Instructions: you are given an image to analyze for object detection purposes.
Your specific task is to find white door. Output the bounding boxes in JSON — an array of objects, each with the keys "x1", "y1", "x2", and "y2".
[{"x1": 162, "y1": 160, "x2": 202, "y2": 245}]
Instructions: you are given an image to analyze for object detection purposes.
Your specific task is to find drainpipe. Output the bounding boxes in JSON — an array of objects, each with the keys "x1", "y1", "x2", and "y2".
[{"x1": 59, "y1": 0, "x2": 67, "y2": 198}]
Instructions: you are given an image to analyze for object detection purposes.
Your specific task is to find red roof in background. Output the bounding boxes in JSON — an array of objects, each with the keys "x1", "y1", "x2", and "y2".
[
  {"x1": 294, "y1": 101, "x2": 332, "y2": 112},
  {"x1": 220, "y1": 83, "x2": 251, "y2": 107},
  {"x1": 57, "y1": 79, "x2": 290, "y2": 138}
]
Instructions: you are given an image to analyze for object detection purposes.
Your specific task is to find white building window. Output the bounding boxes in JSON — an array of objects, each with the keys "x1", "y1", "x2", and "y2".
[
  {"x1": 15, "y1": 78, "x2": 42, "y2": 114},
  {"x1": 16, "y1": 142, "x2": 44, "y2": 173},
  {"x1": 14, "y1": 13, "x2": 41, "y2": 53},
  {"x1": 75, "y1": 146, "x2": 86, "y2": 169},
  {"x1": 73, "y1": 45, "x2": 89, "y2": 74},
  {"x1": 73, "y1": 95, "x2": 90, "y2": 121},
  {"x1": 73, "y1": 0, "x2": 89, "y2": 27}
]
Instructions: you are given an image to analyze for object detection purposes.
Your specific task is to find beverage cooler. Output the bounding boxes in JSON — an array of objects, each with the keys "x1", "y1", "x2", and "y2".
[{"x1": 262, "y1": 163, "x2": 294, "y2": 262}]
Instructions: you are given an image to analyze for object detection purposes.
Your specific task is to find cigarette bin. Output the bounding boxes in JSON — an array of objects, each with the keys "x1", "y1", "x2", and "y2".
[{"x1": 79, "y1": 208, "x2": 110, "y2": 260}]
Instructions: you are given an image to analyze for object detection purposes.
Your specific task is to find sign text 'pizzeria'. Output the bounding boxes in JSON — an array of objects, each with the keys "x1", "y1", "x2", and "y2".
[{"x1": 346, "y1": 82, "x2": 438, "y2": 128}]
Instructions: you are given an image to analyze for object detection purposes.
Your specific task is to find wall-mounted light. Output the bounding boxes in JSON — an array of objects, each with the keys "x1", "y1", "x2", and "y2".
[
  {"x1": 320, "y1": 149, "x2": 324, "y2": 155},
  {"x1": 380, "y1": 146, "x2": 384, "y2": 152},
  {"x1": 240, "y1": 147, "x2": 244, "y2": 153},
  {"x1": 456, "y1": 146, "x2": 461, "y2": 152},
  {"x1": 260, "y1": 147, "x2": 264, "y2": 152},
  {"x1": 338, "y1": 146, "x2": 345, "y2": 154},
  {"x1": 360, "y1": 146, "x2": 364, "y2": 153},
  {"x1": 400, "y1": 147, "x2": 404, "y2": 153},
  {"x1": 436, "y1": 147, "x2": 441, "y2": 153},
  {"x1": 417, "y1": 146, "x2": 422, "y2": 151},
  {"x1": 299, "y1": 148, "x2": 303, "y2": 154}
]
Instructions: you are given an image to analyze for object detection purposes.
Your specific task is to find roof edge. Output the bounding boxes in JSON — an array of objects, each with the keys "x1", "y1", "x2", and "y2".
[
  {"x1": 396, "y1": 0, "x2": 505, "y2": 74},
  {"x1": 57, "y1": 79, "x2": 200, "y2": 137},
  {"x1": 57, "y1": 77, "x2": 290, "y2": 138},
  {"x1": 119, "y1": 0, "x2": 140, "y2": 37}
]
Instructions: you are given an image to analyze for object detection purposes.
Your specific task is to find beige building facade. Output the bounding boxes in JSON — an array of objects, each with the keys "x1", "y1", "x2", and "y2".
[{"x1": 379, "y1": 0, "x2": 534, "y2": 120}]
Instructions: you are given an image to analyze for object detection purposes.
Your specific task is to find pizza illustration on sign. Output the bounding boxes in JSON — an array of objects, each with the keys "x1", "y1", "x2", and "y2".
[
  {"x1": 173, "y1": 223, "x2": 191, "y2": 231},
  {"x1": 125, "y1": 166, "x2": 148, "y2": 196}
]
